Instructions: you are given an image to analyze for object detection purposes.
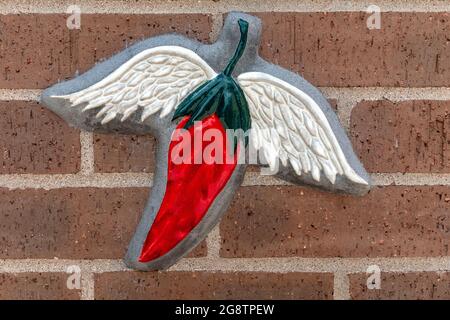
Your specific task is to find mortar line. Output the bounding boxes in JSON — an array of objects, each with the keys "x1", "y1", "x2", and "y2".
[
  {"x1": 209, "y1": 13, "x2": 224, "y2": 43},
  {"x1": 3, "y1": 0, "x2": 450, "y2": 14},
  {"x1": 370, "y1": 173, "x2": 450, "y2": 186},
  {"x1": 242, "y1": 172, "x2": 450, "y2": 187},
  {"x1": 0, "y1": 172, "x2": 449, "y2": 190},
  {"x1": 335, "y1": 98, "x2": 357, "y2": 132},
  {"x1": 0, "y1": 173, "x2": 154, "y2": 190},
  {"x1": 205, "y1": 225, "x2": 221, "y2": 259},
  {"x1": 3, "y1": 87, "x2": 450, "y2": 103},
  {"x1": 333, "y1": 272, "x2": 351, "y2": 300},
  {"x1": 320, "y1": 87, "x2": 450, "y2": 102},
  {"x1": 79, "y1": 131, "x2": 95, "y2": 175},
  {"x1": 80, "y1": 272, "x2": 95, "y2": 300},
  {"x1": 170, "y1": 256, "x2": 450, "y2": 273},
  {"x1": 1, "y1": 257, "x2": 449, "y2": 274},
  {"x1": 0, "y1": 89, "x2": 42, "y2": 101}
]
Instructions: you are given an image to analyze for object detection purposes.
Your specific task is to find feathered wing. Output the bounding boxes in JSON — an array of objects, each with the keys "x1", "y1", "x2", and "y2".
[
  {"x1": 237, "y1": 72, "x2": 368, "y2": 186},
  {"x1": 53, "y1": 46, "x2": 217, "y2": 124}
]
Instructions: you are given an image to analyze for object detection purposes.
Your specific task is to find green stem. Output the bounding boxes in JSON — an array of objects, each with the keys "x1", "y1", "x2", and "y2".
[{"x1": 223, "y1": 19, "x2": 249, "y2": 76}]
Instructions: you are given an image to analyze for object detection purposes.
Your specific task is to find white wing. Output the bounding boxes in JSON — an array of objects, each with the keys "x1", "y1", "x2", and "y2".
[
  {"x1": 238, "y1": 72, "x2": 367, "y2": 185},
  {"x1": 53, "y1": 46, "x2": 217, "y2": 124}
]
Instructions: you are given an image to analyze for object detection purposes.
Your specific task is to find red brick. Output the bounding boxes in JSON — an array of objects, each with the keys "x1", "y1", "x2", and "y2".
[
  {"x1": 220, "y1": 186, "x2": 450, "y2": 258},
  {"x1": 95, "y1": 271, "x2": 333, "y2": 299},
  {"x1": 351, "y1": 100, "x2": 450, "y2": 173},
  {"x1": 350, "y1": 272, "x2": 450, "y2": 300},
  {"x1": 0, "y1": 273, "x2": 81, "y2": 300},
  {"x1": 0, "y1": 101, "x2": 80, "y2": 174},
  {"x1": 328, "y1": 99, "x2": 338, "y2": 111},
  {"x1": 0, "y1": 188, "x2": 205, "y2": 259},
  {"x1": 256, "y1": 12, "x2": 450, "y2": 87},
  {"x1": 0, "y1": 14, "x2": 213, "y2": 89},
  {"x1": 94, "y1": 133, "x2": 155, "y2": 173},
  {"x1": 189, "y1": 240, "x2": 207, "y2": 257}
]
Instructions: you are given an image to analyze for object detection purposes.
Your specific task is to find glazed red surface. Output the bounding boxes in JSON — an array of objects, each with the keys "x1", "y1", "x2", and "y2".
[{"x1": 139, "y1": 113, "x2": 238, "y2": 262}]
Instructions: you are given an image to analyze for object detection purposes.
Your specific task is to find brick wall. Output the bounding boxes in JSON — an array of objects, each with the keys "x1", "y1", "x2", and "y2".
[{"x1": 0, "y1": 0, "x2": 449, "y2": 300}]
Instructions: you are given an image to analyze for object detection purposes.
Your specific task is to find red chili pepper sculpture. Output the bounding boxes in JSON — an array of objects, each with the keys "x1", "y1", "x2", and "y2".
[
  {"x1": 139, "y1": 19, "x2": 251, "y2": 262},
  {"x1": 41, "y1": 13, "x2": 371, "y2": 272}
]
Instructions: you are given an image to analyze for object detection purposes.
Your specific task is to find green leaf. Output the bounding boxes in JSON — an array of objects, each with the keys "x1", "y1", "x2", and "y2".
[{"x1": 172, "y1": 18, "x2": 252, "y2": 151}]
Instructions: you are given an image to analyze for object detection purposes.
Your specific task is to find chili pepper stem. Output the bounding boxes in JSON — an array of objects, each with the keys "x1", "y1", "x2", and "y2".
[
  {"x1": 172, "y1": 19, "x2": 251, "y2": 142},
  {"x1": 223, "y1": 19, "x2": 249, "y2": 76}
]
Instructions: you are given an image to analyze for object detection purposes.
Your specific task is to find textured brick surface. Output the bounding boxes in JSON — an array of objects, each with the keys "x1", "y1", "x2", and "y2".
[
  {"x1": 189, "y1": 239, "x2": 207, "y2": 257},
  {"x1": 256, "y1": 12, "x2": 450, "y2": 87},
  {"x1": 0, "y1": 101, "x2": 80, "y2": 174},
  {"x1": 0, "y1": 187, "x2": 206, "y2": 259},
  {"x1": 0, "y1": 14, "x2": 212, "y2": 89},
  {"x1": 5, "y1": 12, "x2": 449, "y2": 89},
  {"x1": 94, "y1": 133, "x2": 156, "y2": 173},
  {"x1": 2, "y1": 8, "x2": 450, "y2": 302},
  {"x1": 351, "y1": 100, "x2": 450, "y2": 173},
  {"x1": 328, "y1": 99, "x2": 338, "y2": 111},
  {"x1": 350, "y1": 272, "x2": 450, "y2": 300},
  {"x1": 220, "y1": 186, "x2": 450, "y2": 258},
  {"x1": 95, "y1": 271, "x2": 333, "y2": 299},
  {"x1": 0, "y1": 273, "x2": 81, "y2": 300}
]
